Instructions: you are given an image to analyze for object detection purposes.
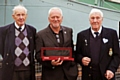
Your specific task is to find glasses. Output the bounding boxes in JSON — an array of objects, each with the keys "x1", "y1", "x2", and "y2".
[{"x1": 56, "y1": 34, "x2": 60, "y2": 43}]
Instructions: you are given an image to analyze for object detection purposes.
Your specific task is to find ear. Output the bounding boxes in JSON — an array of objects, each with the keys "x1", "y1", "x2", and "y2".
[
  {"x1": 62, "y1": 16, "x2": 63, "y2": 19},
  {"x1": 102, "y1": 17, "x2": 103, "y2": 21},
  {"x1": 12, "y1": 14, "x2": 15, "y2": 20},
  {"x1": 61, "y1": 16, "x2": 63, "y2": 21},
  {"x1": 26, "y1": 14, "x2": 28, "y2": 17},
  {"x1": 48, "y1": 17, "x2": 50, "y2": 22}
]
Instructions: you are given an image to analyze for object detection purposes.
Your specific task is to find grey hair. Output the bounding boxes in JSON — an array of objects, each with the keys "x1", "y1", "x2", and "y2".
[
  {"x1": 89, "y1": 8, "x2": 103, "y2": 18},
  {"x1": 48, "y1": 7, "x2": 63, "y2": 17},
  {"x1": 12, "y1": 4, "x2": 27, "y2": 15}
]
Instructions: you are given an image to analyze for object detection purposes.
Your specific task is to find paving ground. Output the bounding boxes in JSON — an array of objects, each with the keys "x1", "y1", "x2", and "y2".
[{"x1": 35, "y1": 62, "x2": 120, "y2": 80}]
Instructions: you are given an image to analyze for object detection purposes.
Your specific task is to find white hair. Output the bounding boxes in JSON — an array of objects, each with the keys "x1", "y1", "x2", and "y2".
[
  {"x1": 48, "y1": 7, "x2": 63, "y2": 17},
  {"x1": 12, "y1": 4, "x2": 27, "y2": 14},
  {"x1": 89, "y1": 8, "x2": 103, "y2": 18}
]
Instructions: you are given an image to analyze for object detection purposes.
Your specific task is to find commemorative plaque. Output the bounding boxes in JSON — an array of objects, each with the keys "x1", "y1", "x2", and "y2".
[{"x1": 41, "y1": 47, "x2": 74, "y2": 61}]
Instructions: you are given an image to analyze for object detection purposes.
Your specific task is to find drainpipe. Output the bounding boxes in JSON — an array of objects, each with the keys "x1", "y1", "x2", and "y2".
[
  {"x1": 94, "y1": 0, "x2": 98, "y2": 5},
  {"x1": 94, "y1": 0, "x2": 104, "y2": 7}
]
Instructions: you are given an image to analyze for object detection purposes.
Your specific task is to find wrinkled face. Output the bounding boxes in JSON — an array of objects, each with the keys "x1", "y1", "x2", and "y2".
[
  {"x1": 89, "y1": 12, "x2": 103, "y2": 31},
  {"x1": 12, "y1": 9, "x2": 27, "y2": 27},
  {"x1": 48, "y1": 9, "x2": 63, "y2": 29}
]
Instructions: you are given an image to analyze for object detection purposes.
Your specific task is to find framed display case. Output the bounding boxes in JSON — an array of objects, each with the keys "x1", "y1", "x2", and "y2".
[{"x1": 41, "y1": 47, "x2": 74, "y2": 61}]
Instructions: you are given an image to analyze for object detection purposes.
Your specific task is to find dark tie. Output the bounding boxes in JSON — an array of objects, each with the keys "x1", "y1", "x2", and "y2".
[
  {"x1": 19, "y1": 27, "x2": 22, "y2": 31},
  {"x1": 94, "y1": 32, "x2": 99, "y2": 38}
]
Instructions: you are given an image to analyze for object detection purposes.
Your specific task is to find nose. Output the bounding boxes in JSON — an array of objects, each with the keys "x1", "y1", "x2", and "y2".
[
  {"x1": 93, "y1": 18, "x2": 97, "y2": 22},
  {"x1": 19, "y1": 15, "x2": 23, "y2": 18},
  {"x1": 54, "y1": 17, "x2": 58, "y2": 20}
]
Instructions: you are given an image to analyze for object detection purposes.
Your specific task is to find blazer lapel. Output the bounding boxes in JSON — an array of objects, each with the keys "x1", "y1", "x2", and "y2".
[
  {"x1": 6, "y1": 24, "x2": 15, "y2": 57},
  {"x1": 25, "y1": 25, "x2": 34, "y2": 52},
  {"x1": 99, "y1": 27, "x2": 108, "y2": 61},
  {"x1": 62, "y1": 27, "x2": 67, "y2": 47},
  {"x1": 84, "y1": 29, "x2": 91, "y2": 57},
  {"x1": 46, "y1": 26, "x2": 59, "y2": 46}
]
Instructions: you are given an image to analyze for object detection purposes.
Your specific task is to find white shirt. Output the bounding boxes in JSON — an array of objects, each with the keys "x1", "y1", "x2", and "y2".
[
  {"x1": 14, "y1": 22, "x2": 25, "y2": 31},
  {"x1": 91, "y1": 26, "x2": 102, "y2": 38}
]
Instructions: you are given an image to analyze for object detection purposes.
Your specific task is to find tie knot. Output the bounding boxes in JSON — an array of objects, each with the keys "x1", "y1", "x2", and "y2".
[
  {"x1": 19, "y1": 27, "x2": 22, "y2": 31},
  {"x1": 94, "y1": 32, "x2": 99, "y2": 38}
]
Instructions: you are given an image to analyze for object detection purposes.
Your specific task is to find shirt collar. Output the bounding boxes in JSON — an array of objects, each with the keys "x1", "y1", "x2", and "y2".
[
  {"x1": 91, "y1": 26, "x2": 102, "y2": 37},
  {"x1": 49, "y1": 25, "x2": 63, "y2": 34},
  {"x1": 14, "y1": 22, "x2": 25, "y2": 31}
]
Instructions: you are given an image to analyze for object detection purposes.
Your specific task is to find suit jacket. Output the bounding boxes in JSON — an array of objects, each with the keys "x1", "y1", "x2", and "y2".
[
  {"x1": 35, "y1": 25, "x2": 78, "y2": 80},
  {"x1": 75, "y1": 26, "x2": 120, "y2": 80},
  {"x1": 0, "y1": 23, "x2": 36, "y2": 80}
]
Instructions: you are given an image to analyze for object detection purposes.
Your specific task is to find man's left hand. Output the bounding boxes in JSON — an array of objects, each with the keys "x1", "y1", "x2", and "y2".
[{"x1": 105, "y1": 70, "x2": 114, "y2": 80}]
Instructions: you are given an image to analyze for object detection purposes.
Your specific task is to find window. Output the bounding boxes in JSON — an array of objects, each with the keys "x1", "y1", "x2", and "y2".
[
  {"x1": 107, "y1": 0, "x2": 120, "y2": 3},
  {"x1": 119, "y1": 21, "x2": 120, "y2": 39}
]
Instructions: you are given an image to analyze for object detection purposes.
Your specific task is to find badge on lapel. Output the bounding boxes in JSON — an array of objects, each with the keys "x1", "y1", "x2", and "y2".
[
  {"x1": 109, "y1": 48, "x2": 113, "y2": 56},
  {"x1": 103, "y1": 38, "x2": 108, "y2": 44},
  {"x1": 64, "y1": 31, "x2": 66, "y2": 34}
]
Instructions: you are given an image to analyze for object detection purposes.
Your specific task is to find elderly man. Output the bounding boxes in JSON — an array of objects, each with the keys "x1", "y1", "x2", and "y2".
[
  {"x1": 75, "y1": 8, "x2": 120, "y2": 80},
  {"x1": 35, "y1": 7, "x2": 78, "y2": 80},
  {"x1": 0, "y1": 5, "x2": 36, "y2": 80}
]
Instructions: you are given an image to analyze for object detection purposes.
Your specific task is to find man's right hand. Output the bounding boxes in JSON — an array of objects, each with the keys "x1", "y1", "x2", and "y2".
[
  {"x1": 82, "y1": 57, "x2": 91, "y2": 66},
  {"x1": 51, "y1": 58, "x2": 63, "y2": 66}
]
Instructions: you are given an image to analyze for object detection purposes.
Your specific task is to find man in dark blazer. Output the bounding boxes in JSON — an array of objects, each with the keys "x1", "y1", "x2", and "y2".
[
  {"x1": 35, "y1": 7, "x2": 78, "y2": 80},
  {"x1": 75, "y1": 8, "x2": 120, "y2": 80},
  {"x1": 0, "y1": 5, "x2": 36, "y2": 80}
]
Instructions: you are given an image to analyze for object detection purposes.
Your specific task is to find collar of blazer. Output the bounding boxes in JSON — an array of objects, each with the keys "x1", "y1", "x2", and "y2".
[{"x1": 85, "y1": 26, "x2": 109, "y2": 40}]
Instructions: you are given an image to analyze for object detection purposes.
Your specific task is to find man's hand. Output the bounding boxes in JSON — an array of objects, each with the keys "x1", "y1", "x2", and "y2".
[
  {"x1": 51, "y1": 58, "x2": 63, "y2": 66},
  {"x1": 82, "y1": 57, "x2": 91, "y2": 66},
  {"x1": 105, "y1": 70, "x2": 114, "y2": 80}
]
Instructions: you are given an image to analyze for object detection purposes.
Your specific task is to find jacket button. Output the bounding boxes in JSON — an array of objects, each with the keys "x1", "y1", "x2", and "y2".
[
  {"x1": 90, "y1": 66, "x2": 92, "y2": 69},
  {"x1": 52, "y1": 66, "x2": 55, "y2": 69},
  {"x1": 6, "y1": 63, "x2": 8, "y2": 65},
  {"x1": 7, "y1": 53, "x2": 9, "y2": 56},
  {"x1": 89, "y1": 74, "x2": 91, "y2": 77}
]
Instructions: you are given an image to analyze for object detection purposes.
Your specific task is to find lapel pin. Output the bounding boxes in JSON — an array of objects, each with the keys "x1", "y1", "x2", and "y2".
[
  {"x1": 64, "y1": 31, "x2": 66, "y2": 34},
  {"x1": 85, "y1": 39, "x2": 88, "y2": 46},
  {"x1": 103, "y1": 38, "x2": 108, "y2": 43}
]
